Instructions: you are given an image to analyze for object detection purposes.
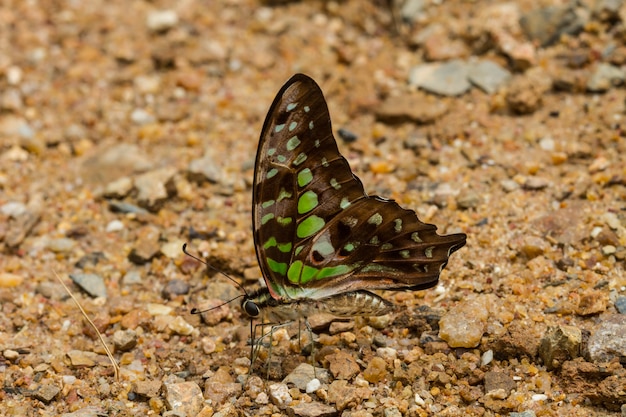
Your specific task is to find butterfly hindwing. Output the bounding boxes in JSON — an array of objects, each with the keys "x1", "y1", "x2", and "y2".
[{"x1": 253, "y1": 74, "x2": 466, "y2": 301}]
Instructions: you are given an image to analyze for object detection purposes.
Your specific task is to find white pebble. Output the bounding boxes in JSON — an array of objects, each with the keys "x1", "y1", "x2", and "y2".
[
  {"x1": 305, "y1": 378, "x2": 321, "y2": 393},
  {"x1": 481, "y1": 349, "x2": 494, "y2": 366},
  {"x1": 532, "y1": 393, "x2": 548, "y2": 401},
  {"x1": 146, "y1": 10, "x2": 178, "y2": 32},
  {"x1": 105, "y1": 220, "x2": 124, "y2": 232}
]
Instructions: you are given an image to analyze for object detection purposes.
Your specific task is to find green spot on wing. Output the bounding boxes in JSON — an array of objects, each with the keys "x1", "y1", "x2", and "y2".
[
  {"x1": 394, "y1": 219, "x2": 402, "y2": 232},
  {"x1": 262, "y1": 200, "x2": 275, "y2": 209},
  {"x1": 277, "y1": 242, "x2": 292, "y2": 253},
  {"x1": 304, "y1": 106, "x2": 310, "y2": 112},
  {"x1": 297, "y1": 215, "x2": 325, "y2": 238},
  {"x1": 411, "y1": 232, "x2": 422, "y2": 243},
  {"x1": 293, "y1": 153, "x2": 307, "y2": 166},
  {"x1": 275, "y1": 124, "x2": 285, "y2": 133},
  {"x1": 340, "y1": 197, "x2": 351, "y2": 209},
  {"x1": 344, "y1": 242, "x2": 355, "y2": 252},
  {"x1": 277, "y1": 188, "x2": 292, "y2": 202},
  {"x1": 267, "y1": 258, "x2": 287, "y2": 276},
  {"x1": 288, "y1": 122, "x2": 298, "y2": 132},
  {"x1": 287, "y1": 260, "x2": 303, "y2": 283},
  {"x1": 309, "y1": 121, "x2": 314, "y2": 130},
  {"x1": 263, "y1": 237, "x2": 277, "y2": 249},
  {"x1": 399, "y1": 250, "x2": 410, "y2": 259},
  {"x1": 297, "y1": 168, "x2": 313, "y2": 187},
  {"x1": 425, "y1": 246, "x2": 434, "y2": 258},
  {"x1": 276, "y1": 216, "x2": 293, "y2": 226},
  {"x1": 369, "y1": 236, "x2": 379, "y2": 244},
  {"x1": 368, "y1": 213, "x2": 383, "y2": 226},
  {"x1": 316, "y1": 264, "x2": 351, "y2": 279},
  {"x1": 298, "y1": 191, "x2": 319, "y2": 214},
  {"x1": 301, "y1": 265, "x2": 319, "y2": 283},
  {"x1": 330, "y1": 178, "x2": 341, "y2": 190},
  {"x1": 381, "y1": 243, "x2": 393, "y2": 250},
  {"x1": 267, "y1": 168, "x2": 278, "y2": 179},
  {"x1": 268, "y1": 148, "x2": 276, "y2": 156},
  {"x1": 294, "y1": 245, "x2": 304, "y2": 256},
  {"x1": 261, "y1": 213, "x2": 275, "y2": 225},
  {"x1": 287, "y1": 102, "x2": 298, "y2": 111},
  {"x1": 287, "y1": 136, "x2": 301, "y2": 151},
  {"x1": 277, "y1": 155, "x2": 287, "y2": 163}
]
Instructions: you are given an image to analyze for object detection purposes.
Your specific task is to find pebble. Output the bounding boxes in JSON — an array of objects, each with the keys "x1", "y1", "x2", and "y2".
[
  {"x1": 121, "y1": 270, "x2": 142, "y2": 286},
  {"x1": 337, "y1": 128, "x2": 358, "y2": 143},
  {"x1": 481, "y1": 349, "x2": 494, "y2": 366},
  {"x1": 376, "y1": 347, "x2": 397, "y2": 361},
  {"x1": 47, "y1": 237, "x2": 77, "y2": 253},
  {"x1": 375, "y1": 94, "x2": 448, "y2": 124},
  {"x1": 468, "y1": 60, "x2": 511, "y2": 94},
  {"x1": 108, "y1": 201, "x2": 149, "y2": 214},
  {"x1": 0, "y1": 201, "x2": 26, "y2": 216},
  {"x1": 133, "y1": 380, "x2": 162, "y2": 398},
  {"x1": 329, "y1": 321, "x2": 354, "y2": 335},
  {"x1": 538, "y1": 325, "x2": 582, "y2": 370},
  {"x1": 268, "y1": 383, "x2": 292, "y2": 406},
  {"x1": 188, "y1": 152, "x2": 221, "y2": 184},
  {"x1": 105, "y1": 219, "x2": 125, "y2": 233},
  {"x1": 456, "y1": 190, "x2": 481, "y2": 209},
  {"x1": 134, "y1": 167, "x2": 177, "y2": 211},
  {"x1": 439, "y1": 298, "x2": 488, "y2": 348},
  {"x1": 103, "y1": 177, "x2": 134, "y2": 199},
  {"x1": 112, "y1": 329, "x2": 137, "y2": 351},
  {"x1": 327, "y1": 379, "x2": 371, "y2": 411},
  {"x1": 510, "y1": 410, "x2": 537, "y2": 417},
  {"x1": 130, "y1": 108, "x2": 156, "y2": 125},
  {"x1": 69, "y1": 273, "x2": 107, "y2": 298},
  {"x1": 3, "y1": 349, "x2": 19, "y2": 360},
  {"x1": 162, "y1": 279, "x2": 190, "y2": 299},
  {"x1": 146, "y1": 10, "x2": 179, "y2": 32},
  {"x1": 0, "y1": 272, "x2": 24, "y2": 288},
  {"x1": 519, "y1": 5, "x2": 585, "y2": 47},
  {"x1": 327, "y1": 350, "x2": 360, "y2": 380},
  {"x1": 305, "y1": 378, "x2": 321, "y2": 394},
  {"x1": 587, "y1": 63, "x2": 625, "y2": 92},
  {"x1": 362, "y1": 356, "x2": 387, "y2": 383},
  {"x1": 615, "y1": 296, "x2": 626, "y2": 314},
  {"x1": 283, "y1": 363, "x2": 331, "y2": 390},
  {"x1": 80, "y1": 143, "x2": 152, "y2": 186},
  {"x1": 66, "y1": 350, "x2": 98, "y2": 367},
  {"x1": 128, "y1": 225, "x2": 161, "y2": 264},
  {"x1": 587, "y1": 314, "x2": 626, "y2": 363},
  {"x1": 400, "y1": 0, "x2": 426, "y2": 22},
  {"x1": 484, "y1": 371, "x2": 516, "y2": 395},
  {"x1": 60, "y1": 407, "x2": 107, "y2": 417},
  {"x1": 34, "y1": 385, "x2": 61, "y2": 403},
  {"x1": 205, "y1": 376, "x2": 242, "y2": 406},
  {"x1": 409, "y1": 60, "x2": 472, "y2": 96},
  {"x1": 168, "y1": 316, "x2": 195, "y2": 336},
  {"x1": 286, "y1": 401, "x2": 337, "y2": 417},
  {"x1": 163, "y1": 381, "x2": 204, "y2": 416}
]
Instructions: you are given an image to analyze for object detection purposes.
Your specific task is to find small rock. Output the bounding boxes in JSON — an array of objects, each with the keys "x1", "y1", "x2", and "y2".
[
  {"x1": 0, "y1": 272, "x2": 24, "y2": 288},
  {"x1": 519, "y1": 5, "x2": 585, "y2": 47},
  {"x1": 34, "y1": 385, "x2": 61, "y2": 403},
  {"x1": 161, "y1": 239, "x2": 185, "y2": 259},
  {"x1": 286, "y1": 401, "x2": 337, "y2": 417},
  {"x1": 383, "y1": 408, "x2": 402, "y2": 417},
  {"x1": 484, "y1": 371, "x2": 516, "y2": 395},
  {"x1": 133, "y1": 380, "x2": 162, "y2": 398},
  {"x1": 134, "y1": 167, "x2": 176, "y2": 211},
  {"x1": 468, "y1": 60, "x2": 511, "y2": 94},
  {"x1": 615, "y1": 296, "x2": 626, "y2": 314},
  {"x1": 128, "y1": 225, "x2": 161, "y2": 264},
  {"x1": 327, "y1": 350, "x2": 360, "y2": 380},
  {"x1": 409, "y1": 60, "x2": 472, "y2": 96},
  {"x1": 587, "y1": 63, "x2": 625, "y2": 92},
  {"x1": 69, "y1": 273, "x2": 107, "y2": 298},
  {"x1": 522, "y1": 176, "x2": 551, "y2": 190},
  {"x1": 439, "y1": 298, "x2": 488, "y2": 348},
  {"x1": 198, "y1": 299, "x2": 230, "y2": 326},
  {"x1": 400, "y1": 0, "x2": 426, "y2": 22},
  {"x1": 506, "y1": 69, "x2": 552, "y2": 114},
  {"x1": 47, "y1": 237, "x2": 77, "y2": 253},
  {"x1": 283, "y1": 363, "x2": 331, "y2": 391},
  {"x1": 362, "y1": 356, "x2": 387, "y2": 383},
  {"x1": 3, "y1": 349, "x2": 19, "y2": 360},
  {"x1": 328, "y1": 321, "x2": 354, "y2": 335},
  {"x1": 66, "y1": 350, "x2": 99, "y2": 367},
  {"x1": 162, "y1": 279, "x2": 190, "y2": 300},
  {"x1": 305, "y1": 378, "x2": 321, "y2": 394},
  {"x1": 130, "y1": 108, "x2": 156, "y2": 125},
  {"x1": 538, "y1": 325, "x2": 582, "y2": 370},
  {"x1": 587, "y1": 314, "x2": 626, "y2": 363},
  {"x1": 122, "y1": 270, "x2": 142, "y2": 286},
  {"x1": 0, "y1": 201, "x2": 26, "y2": 216},
  {"x1": 456, "y1": 190, "x2": 481, "y2": 209},
  {"x1": 60, "y1": 406, "x2": 107, "y2": 417},
  {"x1": 375, "y1": 94, "x2": 448, "y2": 124},
  {"x1": 327, "y1": 379, "x2": 371, "y2": 411},
  {"x1": 337, "y1": 128, "x2": 358, "y2": 143},
  {"x1": 109, "y1": 201, "x2": 149, "y2": 214},
  {"x1": 188, "y1": 152, "x2": 221, "y2": 184},
  {"x1": 205, "y1": 374, "x2": 242, "y2": 406},
  {"x1": 81, "y1": 143, "x2": 152, "y2": 186},
  {"x1": 105, "y1": 220, "x2": 125, "y2": 232},
  {"x1": 593, "y1": 0, "x2": 623, "y2": 22},
  {"x1": 576, "y1": 290, "x2": 608, "y2": 316},
  {"x1": 163, "y1": 381, "x2": 204, "y2": 416},
  {"x1": 268, "y1": 383, "x2": 292, "y2": 406},
  {"x1": 168, "y1": 316, "x2": 195, "y2": 336},
  {"x1": 113, "y1": 329, "x2": 138, "y2": 352},
  {"x1": 103, "y1": 177, "x2": 134, "y2": 198},
  {"x1": 146, "y1": 10, "x2": 179, "y2": 32}
]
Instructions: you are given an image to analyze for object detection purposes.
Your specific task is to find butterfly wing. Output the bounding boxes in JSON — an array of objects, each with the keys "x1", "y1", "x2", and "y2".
[{"x1": 253, "y1": 74, "x2": 466, "y2": 301}]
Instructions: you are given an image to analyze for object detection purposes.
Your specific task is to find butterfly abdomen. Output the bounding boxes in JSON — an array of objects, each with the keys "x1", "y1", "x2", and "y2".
[{"x1": 321, "y1": 290, "x2": 395, "y2": 317}]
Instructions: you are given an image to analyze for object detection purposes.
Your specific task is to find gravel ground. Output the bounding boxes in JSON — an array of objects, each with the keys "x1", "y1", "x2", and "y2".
[{"x1": 1, "y1": 1, "x2": 626, "y2": 416}]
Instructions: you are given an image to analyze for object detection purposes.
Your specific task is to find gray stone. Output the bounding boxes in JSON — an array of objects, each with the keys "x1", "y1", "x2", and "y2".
[
  {"x1": 113, "y1": 329, "x2": 137, "y2": 352},
  {"x1": 188, "y1": 152, "x2": 221, "y2": 184},
  {"x1": 287, "y1": 401, "x2": 338, "y2": 417},
  {"x1": 615, "y1": 296, "x2": 626, "y2": 314},
  {"x1": 468, "y1": 60, "x2": 511, "y2": 94},
  {"x1": 69, "y1": 273, "x2": 107, "y2": 298},
  {"x1": 34, "y1": 384, "x2": 60, "y2": 403},
  {"x1": 587, "y1": 314, "x2": 626, "y2": 363},
  {"x1": 163, "y1": 381, "x2": 204, "y2": 416},
  {"x1": 520, "y1": 5, "x2": 585, "y2": 47},
  {"x1": 587, "y1": 63, "x2": 625, "y2": 92},
  {"x1": 409, "y1": 60, "x2": 472, "y2": 96},
  {"x1": 283, "y1": 363, "x2": 331, "y2": 391},
  {"x1": 134, "y1": 167, "x2": 176, "y2": 211}
]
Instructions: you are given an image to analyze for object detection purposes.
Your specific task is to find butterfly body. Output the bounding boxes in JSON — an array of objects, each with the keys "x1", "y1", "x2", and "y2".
[{"x1": 248, "y1": 73, "x2": 466, "y2": 323}]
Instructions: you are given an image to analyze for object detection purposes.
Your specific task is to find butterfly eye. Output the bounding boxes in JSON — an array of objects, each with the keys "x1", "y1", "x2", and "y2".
[{"x1": 242, "y1": 299, "x2": 260, "y2": 317}]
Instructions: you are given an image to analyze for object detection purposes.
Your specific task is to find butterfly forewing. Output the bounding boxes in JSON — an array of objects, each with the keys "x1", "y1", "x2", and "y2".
[{"x1": 253, "y1": 74, "x2": 466, "y2": 301}]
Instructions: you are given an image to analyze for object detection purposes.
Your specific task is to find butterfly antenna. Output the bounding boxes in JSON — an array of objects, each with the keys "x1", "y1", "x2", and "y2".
[
  {"x1": 182, "y1": 243, "x2": 250, "y2": 296},
  {"x1": 190, "y1": 294, "x2": 245, "y2": 315}
]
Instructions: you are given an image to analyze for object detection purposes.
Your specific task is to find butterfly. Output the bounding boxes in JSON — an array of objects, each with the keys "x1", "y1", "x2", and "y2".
[{"x1": 241, "y1": 74, "x2": 466, "y2": 329}]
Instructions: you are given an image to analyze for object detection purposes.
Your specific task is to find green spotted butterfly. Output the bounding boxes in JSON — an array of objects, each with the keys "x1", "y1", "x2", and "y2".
[{"x1": 240, "y1": 74, "x2": 466, "y2": 325}]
